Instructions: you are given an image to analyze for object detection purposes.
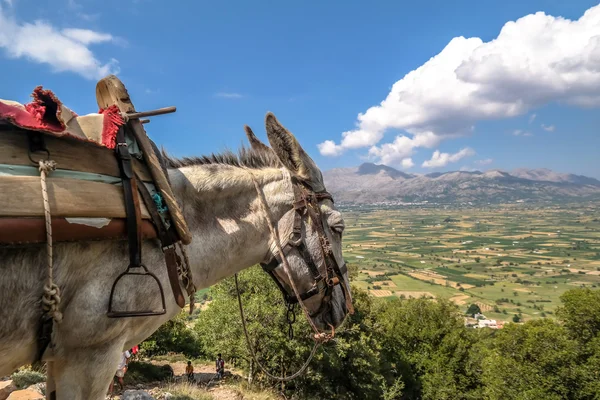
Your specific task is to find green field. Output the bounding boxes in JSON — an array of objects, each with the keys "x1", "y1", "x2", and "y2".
[{"x1": 342, "y1": 202, "x2": 600, "y2": 322}]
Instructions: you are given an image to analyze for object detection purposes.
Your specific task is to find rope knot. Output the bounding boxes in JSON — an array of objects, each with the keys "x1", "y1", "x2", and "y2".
[
  {"x1": 42, "y1": 283, "x2": 63, "y2": 323},
  {"x1": 38, "y1": 160, "x2": 57, "y2": 174},
  {"x1": 313, "y1": 324, "x2": 336, "y2": 343}
]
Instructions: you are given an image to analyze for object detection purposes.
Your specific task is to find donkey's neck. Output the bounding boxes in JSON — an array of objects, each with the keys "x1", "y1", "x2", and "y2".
[{"x1": 168, "y1": 164, "x2": 292, "y2": 288}]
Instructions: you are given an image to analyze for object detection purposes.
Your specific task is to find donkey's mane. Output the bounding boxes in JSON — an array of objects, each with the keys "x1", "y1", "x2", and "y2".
[{"x1": 162, "y1": 145, "x2": 282, "y2": 170}]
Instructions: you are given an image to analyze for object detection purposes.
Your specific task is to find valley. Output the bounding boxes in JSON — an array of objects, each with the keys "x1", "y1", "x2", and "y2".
[{"x1": 342, "y1": 202, "x2": 600, "y2": 322}]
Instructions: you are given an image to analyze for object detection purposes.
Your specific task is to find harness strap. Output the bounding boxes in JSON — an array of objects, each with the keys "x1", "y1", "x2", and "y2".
[
  {"x1": 115, "y1": 127, "x2": 142, "y2": 268},
  {"x1": 136, "y1": 179, "x2": 186, "y2": 308}
]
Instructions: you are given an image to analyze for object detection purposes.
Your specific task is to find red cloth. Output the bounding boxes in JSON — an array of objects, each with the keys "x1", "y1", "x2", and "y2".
[
  {"x1": 98, "y1": 105, "x2": 124, "y2": 149},
  {"x1": 0, "y1": 86, "x2": 65, "y2": 133}
]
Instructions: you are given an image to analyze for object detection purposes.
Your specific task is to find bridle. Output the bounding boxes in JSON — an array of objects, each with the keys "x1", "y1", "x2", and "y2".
[
  {"x1": 259, "y1": 176, "x2": 354, "y2": 318},
  {"x1": 235, "y1": 169, "x2": 354, "y2": 381}
]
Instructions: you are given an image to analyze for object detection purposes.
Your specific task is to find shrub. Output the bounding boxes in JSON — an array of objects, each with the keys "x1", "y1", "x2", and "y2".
[
  {"x1": 11, "y1": 369, "x2": 46, "y2": 389},
  {"x1": 124, "y1": 362, "x2": 174, "y2": 385}
]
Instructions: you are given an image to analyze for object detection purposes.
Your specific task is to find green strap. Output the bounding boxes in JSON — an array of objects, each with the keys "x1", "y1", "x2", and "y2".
[{"x1": 0, "y1": 164, "x2": 121, "y2": 184}]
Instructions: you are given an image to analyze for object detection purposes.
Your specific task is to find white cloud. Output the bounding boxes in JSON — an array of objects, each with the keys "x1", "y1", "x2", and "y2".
[
  {"x1": 401, "y1": 158, "x2": 414, "y2": 168},
  {"x1": 529, "y1": 113, "x2": 536, "y2": 123},
  {"x1": 475, "y1": 158, "x2": 493, "y2": 165},
  {"x1": 62, "y1": 28, "x2": 112, "y2": 45},
  {"x1": 3, "y1": 0, "x2": 13, "y2": 7},
  {"x1": 319, "y1": 4, "x2": 600, "y2": 160},
  {"x1": 422, "y1": 148, "x2": 475, "y2": 168},
  {"x1": 317, "y1": 140, "x2": 344, "y2": 157},
  {"x1": 541, "y1": 124, "x2": 555, "y2": 131},
  {"x1": 0, "y1": 6, "x2": 119, "y2": 79},
  {"x1": 368, "y1": 131, "x2": 440, "y2": 167},
  {"x1": 214, "y1": 92, "x2": 243, "y2": 99},
  {"x1": 513, "y1": 129, "x2": 533, "y2": 137}
]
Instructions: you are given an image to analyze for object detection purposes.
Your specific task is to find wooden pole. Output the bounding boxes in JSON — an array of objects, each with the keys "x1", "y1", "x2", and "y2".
[
  {"x1": 126, "y1": 106, "x2": 176, "y2": 120},
  {"x1": 95, "y1": 75, "x2": 191, "y2": 245}
]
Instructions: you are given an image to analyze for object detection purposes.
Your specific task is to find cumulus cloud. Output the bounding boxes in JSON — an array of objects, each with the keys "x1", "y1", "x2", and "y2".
[
  {"x1": 367, "y1": 131, "x2": 440, "y2": 167},
  {"x1": 317, "y1": 140, "x2": 344, "y2": 157},
  {"x1": 475, "y1": 158, "x2": 493, "y2": 165},
  {"x1": 402, "y1": 158, "x2": 415, "y2": 168},
  {"x1": 0, "y1": 6, "x2": 119, "y2": 79},
  {"x1": 319, "y1": 4, "x2": 600, "y2": 163},
  {"x1": 422, "y1": 148, "x2": 475, "y2": 168},
  {"x1": 541, "y1": 124, "x2": 556, "y2": 131}
]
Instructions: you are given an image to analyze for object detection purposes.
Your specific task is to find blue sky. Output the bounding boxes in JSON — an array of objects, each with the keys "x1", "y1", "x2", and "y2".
[{"x1": 0, "y1": 0, "x2": 599, "y2": 177}]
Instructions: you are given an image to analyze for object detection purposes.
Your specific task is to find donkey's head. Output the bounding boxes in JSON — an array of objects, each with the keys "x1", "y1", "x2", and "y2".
[{"x1": 246, "y1": 113, "x2": 353, "y2": 331}]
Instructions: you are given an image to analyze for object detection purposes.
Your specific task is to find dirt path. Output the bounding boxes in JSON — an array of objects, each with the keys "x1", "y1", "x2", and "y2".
[{"x1": 109, "y1": 360, "x2": 248, "y2": 400}]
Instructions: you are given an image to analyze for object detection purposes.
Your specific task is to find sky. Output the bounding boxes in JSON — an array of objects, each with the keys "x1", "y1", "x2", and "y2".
[{"x1": 0, "y1": 0, "x2": 599, "y2": 178}]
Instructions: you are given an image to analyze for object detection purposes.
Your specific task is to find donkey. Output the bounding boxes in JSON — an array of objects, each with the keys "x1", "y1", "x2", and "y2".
[{"x1": 0, "y1": 113, "x2": 352, "y2": 400}]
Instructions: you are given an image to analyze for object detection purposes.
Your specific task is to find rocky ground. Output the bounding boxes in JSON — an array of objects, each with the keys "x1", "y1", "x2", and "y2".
[
  {"x1": 110, "y1": 361, "x2": 247, "y2": 400},
  {"x1": 1, "y1": 361, "x2": 261, "y2": 400}
]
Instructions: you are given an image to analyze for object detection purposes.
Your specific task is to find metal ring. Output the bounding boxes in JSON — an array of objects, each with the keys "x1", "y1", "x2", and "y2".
[{"x1": 28, "y1": 149, "x2": 50, "y2": 165}]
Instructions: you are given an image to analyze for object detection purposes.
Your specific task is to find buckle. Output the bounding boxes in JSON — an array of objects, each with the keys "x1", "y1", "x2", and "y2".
[{"x1": 162, "y1": 244, "x2": 176, "y2": 253}]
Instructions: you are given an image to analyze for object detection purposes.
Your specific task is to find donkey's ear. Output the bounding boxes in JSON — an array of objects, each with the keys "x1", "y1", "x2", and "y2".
[
  {"x1": 244, "y1": 125, "x2": 272, "y2": 153},
  {"x1": 264, "y1": 112, "x2": 324, "y2": 189}
]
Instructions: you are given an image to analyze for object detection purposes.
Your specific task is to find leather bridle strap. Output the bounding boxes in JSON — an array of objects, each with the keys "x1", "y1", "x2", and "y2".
[
  {"x1": 300, "y1": 192, "x2": 355, "y2": 314},
  {"x1": 248, "y1": 174, "x2": 325, "y2": 338},
  {"x1": 233, "y1": 172, "x2": 333, "y2": 382},
  {"x1": 260, "y1": 179, "x2": 354, "y2": 314}
]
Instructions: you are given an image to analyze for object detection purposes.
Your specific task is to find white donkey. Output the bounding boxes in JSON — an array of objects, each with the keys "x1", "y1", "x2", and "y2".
[{"x1": 0, "y1": 113, "x2": 352, "y2": 399}]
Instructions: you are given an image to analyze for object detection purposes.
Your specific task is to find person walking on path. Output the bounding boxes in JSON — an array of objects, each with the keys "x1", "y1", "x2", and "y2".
[
  {"x1": 108, "y1": 350, "x2": 131, "y2": 396},
  {"x1": 215, "y1": 354, "x2": 225, "y2": 380},
  {"x1": 186, "y1": 361, "x2": 194, "y2": 382}
]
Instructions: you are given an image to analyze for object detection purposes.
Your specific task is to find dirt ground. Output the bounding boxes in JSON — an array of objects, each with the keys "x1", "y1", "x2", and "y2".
[{"x1": 110, "y1": 361, "x2": 248, "y2": 400}]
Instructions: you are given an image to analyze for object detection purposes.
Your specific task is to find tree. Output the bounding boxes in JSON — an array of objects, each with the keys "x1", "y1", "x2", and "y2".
[
  {"x1": 195, "y1": 266, "x2": 393, "y2": 399},
  {"x1": 466, "y1": 304, "x2": 482, "y2": 317},
  {"x1": 481, "y1": 319, "x2": 581, "y2": 399},
  {"x1": 377, "y1": 298, "x2": 483, "y2": 399},
  {"x1": 140, "y1": 309, "x2": 202, "y2": 358},
  {"x1": 556, "y1": 288, "x2": 600, "y2": 344},
  {"x1": 512, "y1": 314, "x2": 521, "y2": 323}
]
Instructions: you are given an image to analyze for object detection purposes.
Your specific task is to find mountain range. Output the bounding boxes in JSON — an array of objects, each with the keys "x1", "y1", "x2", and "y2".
[{"x1": 322, "y1": 163, "x2": 600, "y2": 205}]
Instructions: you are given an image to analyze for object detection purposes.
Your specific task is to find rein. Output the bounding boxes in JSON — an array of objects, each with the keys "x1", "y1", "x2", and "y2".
[{"x1": 234, "y1": 172, "x2": 337, "y2": 382}]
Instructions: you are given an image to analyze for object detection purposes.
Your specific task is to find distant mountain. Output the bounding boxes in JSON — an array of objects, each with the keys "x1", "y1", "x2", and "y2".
[
  {"x1": 510, "y1": 168, "x2": 600, "y2": 186},
  {"x1": 323, "y1": 163, "x2": 600, "y2": 205},
  {"x1": 357, "y1": 162, "x2": 415, "y2": 179}
]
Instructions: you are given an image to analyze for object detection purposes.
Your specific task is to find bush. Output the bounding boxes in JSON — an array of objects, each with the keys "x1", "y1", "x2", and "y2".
[
  {"x1": 140, "y1": 310, "x2": 203, "y2": 359},
  {"x1": 124, "y1": 362, "x2": 174, "y2": 385},
  {"x1": 11, "y1": 369, "x2": 46, "y2": 389}
]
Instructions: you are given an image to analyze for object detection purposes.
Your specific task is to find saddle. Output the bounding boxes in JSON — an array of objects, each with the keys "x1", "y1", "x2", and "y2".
[{"x1": 0, "y1": 75, "x2": 193, "y2": 313}]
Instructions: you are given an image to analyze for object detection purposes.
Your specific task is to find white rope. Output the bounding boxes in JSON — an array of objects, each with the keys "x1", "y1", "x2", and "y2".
[{"x1": 38, "y1": 160, "x2": 63, "y2": 323}]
